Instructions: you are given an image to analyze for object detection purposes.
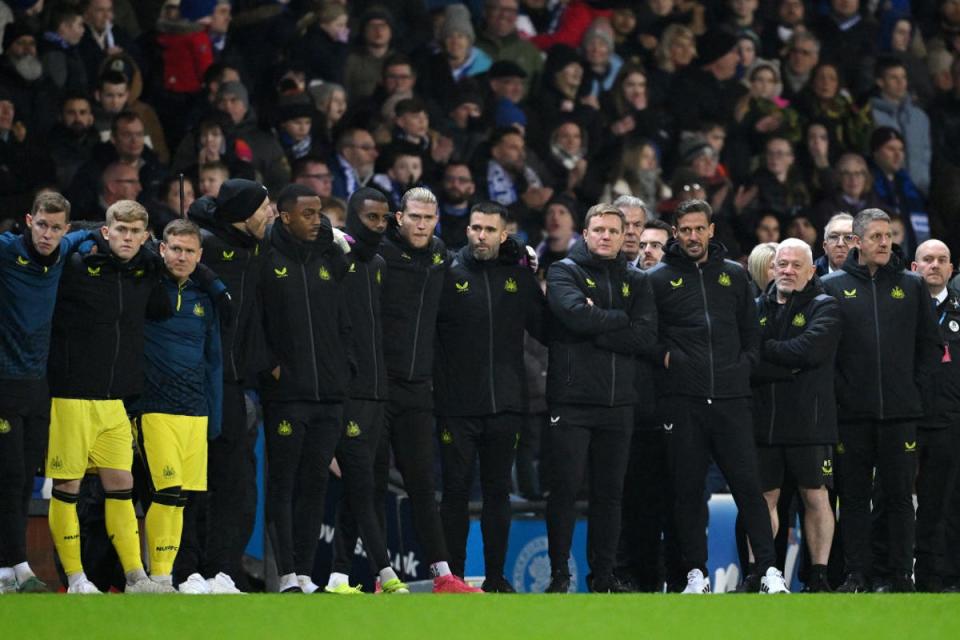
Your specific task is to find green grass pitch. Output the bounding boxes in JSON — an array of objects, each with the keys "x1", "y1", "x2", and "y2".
[{"x1": 3, "y1": 594, "x2": 959, "y2": 639}]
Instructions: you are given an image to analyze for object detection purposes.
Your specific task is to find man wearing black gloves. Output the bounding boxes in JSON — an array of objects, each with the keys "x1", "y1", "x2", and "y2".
[
  {"x1": 647, "y1": 199, "x2": 788, "y2": 594},
  {"x1": 545, "y1": 203, "x2": 658, "y2": 594},
  {"x1": 821, "y1": 209, "x2": 940, "y2": 593},
  {"x1": 183, "y1": 178, "x2": 271, "y2": 593},
  {"x1": 323, "y1": 188, "x2": 409, "y2": 596},
  {"x1": 911, "y1": 239, "x2": 960, "y2": 592},
  {"x1": 435, "y1": 201, "x2": 545, "y2": 592},
  {"x1": 257, "y1": 184, "x2": 352, "y2": 594},
  {"x1": 376, "y1": 186, "x2": 481, "y2": 594},
  {"x1": 752, "y1": 238, "x2": 842, "y2": 593}
]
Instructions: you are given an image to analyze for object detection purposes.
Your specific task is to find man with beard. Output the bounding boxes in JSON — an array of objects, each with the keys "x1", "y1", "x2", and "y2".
[
  {"x1": 646, "y1": 199, "x2": 788, "y2": 594},
  {"x1": 436, "y1": 162, "x2": 476, "y2": 249},
  {"x1": 821, "y1": 208, "x2": 940, "y2": 592},
  {"x1": 331, "y1": 127, "x2": 379, "y2": 200},
  {"x1": 0, "y1": 23, "x2": 58, "y2": 136},
  {"x1": 435, "y1": 201, "x2": 545, "y2": 591},
  {"x1": 481, "y1": 127, "x2": 552, "y2": 241},
  {"x1": 49, "y1": 93, "x2": 100, "y2": 190},
  {"x1": 815, "y1": 213, "x2": 855, "y2": 276}
]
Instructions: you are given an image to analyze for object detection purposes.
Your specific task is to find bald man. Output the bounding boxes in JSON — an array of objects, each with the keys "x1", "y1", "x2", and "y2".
[{"x1": 911, "y1": 240, "x2": 960, "y2": 591}]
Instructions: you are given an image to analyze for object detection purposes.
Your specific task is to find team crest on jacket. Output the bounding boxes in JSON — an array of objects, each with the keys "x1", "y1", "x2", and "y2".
[
  {"x1": 87, "y1": 266, "x2": 101, "y2": 277},
  {"x1": 718, "y1": 273, "x2": 731, "y2": 287},
  {"x1": 376, "y1": 269, "x2": 382, "y2": 284},
  {"x1": 843, "y1": 289, "x2": 857, "y2": 299},
  {"x1": 221, "y1": 250, "x2": 235, "y2": 261},
  {"x1": 193, "y1": 303, "x2": 205, "y2": 317},
  {"x1": 277, "y1": 420, "x2": 293, "y2": 436},
  {"x1": 891, "y1": 286, "x2": 905, "y2": 299},
  {"x1": 821, "y1": 459, "x2": 833, "y2": 475},
  {"x1": 504, "y1": 278, "x2": 518, "y2": 293},
  {"x1": 440, "y1": 429, "x2": 453, "y2": 444},
  {"x1": 585, "y1": 277, "x2": 597, "y2": 288},
  {"x1": 274, "y1": 267, "x2": 288, "y2": 278},
  {"x1": 16, "y1": 255, "x2": 30, "y2": 266},
  {"x1": 456, "y1": 281, "x2": 470, "y2": 294},
  {"x1": 670, "y1": 277, "x2": 683, "y2": 289},
  {"x1": 759, "y1": 316, "x2": 767, "y2": 327},
  {"x1": 134, "y1": 268, "x2": 145, "y2": 278},
  {"x1": 346, "y1": 421, "x2": 361, "y2": 437},
  {"x1": 348, "y1": 262, "x2": 357, "y2": 273},
  {"x1": 433, "y1": 252, "x2": 443, "y2": 265},
  {"x1": 791, "y1": 313, "x2": 806, "y2": 327},
  {"x1": 0, "y1": 418, "x2": 10, "y2": 434},
  {"x1": 319, "y1": 266, "x2": 331, "y2": 280},
  {"x1": 621, "y1": 282, "x2": 630, "y2": 298}
]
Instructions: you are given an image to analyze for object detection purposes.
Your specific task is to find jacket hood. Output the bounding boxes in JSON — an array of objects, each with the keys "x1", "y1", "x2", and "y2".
[
  {"x1": 840, "y1": 244, "x2": 907, "y2": 279},
  {"x1": 384, "y1": 220, "x2": 442, "y2": 255},
  {"x1": 762, "y1": 272, "x2": 826, "y2": 307},
  {"x1": 662, "y1": 239, "x2": 729, "y2": 269},
  {"x1": 269, "y1": 216, "x2": 334, "y2": 263},
  {"x1": 566, "y1": 236, "x2": 626, "y2": 270}
]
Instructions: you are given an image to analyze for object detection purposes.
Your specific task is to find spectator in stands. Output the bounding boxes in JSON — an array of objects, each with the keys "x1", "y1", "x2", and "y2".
[
  {"x1": 437, "y1": 161, "x2": 476, "y2": 249},
  {"x1": 869, "y1": 126, "x2": 930, "y2": 258},
  {"x1": 39, "y1": 4, "x2": 87, "y2": 92},
  {"x1": 372, "y1": 142, "x2": 425, "y2": 210},
  {"x1": 48, "y1": 92, "x2": 99, "y2": 190},
  {"x1": 0, "y1": 89, "x2": 53, "y2": 215},
  {"x1": 78, "y1": 0, "x2": 139, "y2": 87},
  {"x1": 760, "y1": 0, "x2": 808, "y2": 60},
  {"x1": 198, "y1": 161, "x2": 229, "y2": 198},
  {"x1": 0, "y1": 22, "x2": 58, "y2": 135},
  {"x1": 421, "y1": 4, "x2": 492, "y2": 108},
  {"x1": 582, "y1": 18, "x2": 622, "y2": 97},
  {"x1": 308, "y1": 82, "x2": 347, "y2": 153},
  {"x1": 600, "y1": 62, "x2": 673, "y2": 164},
  {"x1": 292, "y1": 155, "x2": 334, "y2": 199},
  {"x1": 99, "y1": 53, "x2": 170, "y2": 165},
  {"x1": 330, "y1": 126, "x2": 378, "y2": 199},
  {"x1": 647, "y1": 23, "x2": 697, "y2": 108},
  {"x1": 477, "y1": 0, "x2": 544, "y2": 91},
  {"x1": 812, "y1": 0, "x2": 878, "y2": 97},
  {"x1": 289, "y1": 1, "x2": 348, "y2": 85},
  {"x1": 794, "y1": 62, "x2": 872, "y2": 154},
  {"x1": 779, "y1": 32, "x2": 819, "y2": 103},
  {"x1": 344, "y1": 6, "x2": 395, "y2": 102},
  {"x1": 669, "y1": 30, "x2": 746, "y2": 134},
  {"x1": 812, "y1": 152, "x2": 886, "y2": 230},
  {"x1": 275, "y1": 98, "x2": 317, "y2": 166},
  {"x1": 797, "y1": 120, "x2": 839, "y2": 202}
]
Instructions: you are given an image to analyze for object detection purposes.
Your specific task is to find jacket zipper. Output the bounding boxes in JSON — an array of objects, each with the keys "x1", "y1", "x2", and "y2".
[
  {"x1": 301, "y1": 263, "x2": 320, "y2": 400},
  {"x1": 483, "y1": 270, "x2": 497, "y2": 413},
  {"x1": 366, "y1": 262, "x2": 379, "y2": 399},
  {"x1": 408, "y1": 268, "x2": 429, "y2": 380},
  {"x1": 871, "y1": 278, "x2": 884, "y2": 419},
  {"x1": 697, "y1": 265, "x2": 715, "y2": 398},
  {"x1": 228, "y1": 265, "x2": 246, "y2": 381},
  {"x1": 607, "y1": 273, "x2": 616, "y2": 406},
  {"x1": 107, "y1": 270, "x2": 121, "y2": 398}
]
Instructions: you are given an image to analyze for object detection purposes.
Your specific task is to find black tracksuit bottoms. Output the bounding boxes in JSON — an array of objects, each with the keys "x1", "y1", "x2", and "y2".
[
  {"x1": 439, "y1": 412, "x2": 521, "y2": 578},
  {"x1": 264, "y1": 400, "x2": 343, "y2": 577},
  {"x1": 0, "y1": 380, "x2": 50, "y2": 567},
  {"x1": 329, "y1": 398, "x2": 391, "y2": 574},
  {"x1": 914, "y1": 424, "x2": 960, "y2": 586},
  {"x1": 546, "y1": 408, "x2": 633, "y2": 580},
  {"x1": 663, "y1": 396, "x2": 777, "y2": 573},
  {"x1": 836, "y1": 419, "x2": 917, "y2": 577}
]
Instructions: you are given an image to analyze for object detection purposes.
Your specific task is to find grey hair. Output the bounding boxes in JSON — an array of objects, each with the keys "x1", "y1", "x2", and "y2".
[
  {"x1": 824, "y1": 212, "x2": 854, "y2": 235},
  {"x1": 788, "y1": 31, "x2": 820, "y2": 54},
  {"x1": 748, "y1": 242, "x2": 779, "y2": 287},
  {"x1": 853, "y1": 208, "x2": 891, "y2": 238},
  {"x1": 775, "y1": 237, "x2": 813, "y2": 265},
  {"x1": 612, "y1": 195, "x2": 647, "y2": 213},
  {"x1": 400, "y1": 186, "x2": 438, "y2": 211}
]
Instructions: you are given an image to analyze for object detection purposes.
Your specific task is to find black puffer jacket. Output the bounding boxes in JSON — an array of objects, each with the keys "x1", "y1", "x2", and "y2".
[
  {"x1": 930, "y1": 292, "x2": 960, "y2": 428},
  {"x1": 647, "y1": 240, "x2": 759, "y2": 399},
  {"x1": 821, "y1": 247, "x2": 941, "y2": 421},
  {"x1": 545, "y1": 238, "x2": 657, "y2": 407},
  {"x1": 752, "y1": 277, "x2": 842, "y2": 445}
]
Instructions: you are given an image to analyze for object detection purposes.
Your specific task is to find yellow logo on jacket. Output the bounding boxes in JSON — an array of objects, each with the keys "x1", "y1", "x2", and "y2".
[
  {"x1": 891, "y1": 286, "x2": 905, "y2": 300},
  {"x1": 433, "y1": 252, "x2": 443, "y2": 266},
  {"x1": 905, "y1": 441, "x2": 917, "y2": 452},
  {"x1": 346, "y1": 421, "x2": 361, "y2": 438},
  {"x1": 87, "y1": 266, "x2": 101, "y2": 277},
  {"x1": 0, "y1": 419, "x2": 10, "y2": 434},
  {"x1": 822, "y1": 459, "x2": 833, "y2": 475},
  {"x1": 16, "y1": 255, "x2": 30, "y2": 266},
  {"x1": 319, "y1": 266, "x2": 331, "y2": 281},
  {"x1": 718, "y1": 273, "x2": 732, "y2": 287},
  {"x1": 621, "y1": 282, "x2": 631, "y2": 298},
  {"x1": 504, "y1": 278, "x2": 518, "y2": 293},
  {"x1": 376, "y1": 269, "x2": 382, "y2": 285},
  {"x1": 791, "y1": 313, "x2": 806, "y2": 327},
  {"x1": 348, "y1": 262, "x2": 357, "y2": 273},
  {"x1": 277, "y1": 420, "x2": 293, "y2": 436},
  {"x1": 670, "y1": 277, "x2": 683, "y2": 289},
  {"x1": 843, "y1": 289, "x2": 857, "y2": 299},
  {"x1": 274, "y1": 267, "x2": 288, "y2": 278},
  {"x1": 759, "y1": 316, "x2": 767, "y2": 327},
  {"x1": 585, "y1": 277, "x2": 597, "y2": 288},
  {"x1": 456, "y1": 281, "x2": 470, "y2": 294},
  {"x1": 193, "y1": 303, "x2": 205, "y2": 317},
  {"x1": 221, "y1": 250, "x2": 235, "y2": 261},
  {"x1": 440, "y1": 429, "x2": 453, "y2": 444}
]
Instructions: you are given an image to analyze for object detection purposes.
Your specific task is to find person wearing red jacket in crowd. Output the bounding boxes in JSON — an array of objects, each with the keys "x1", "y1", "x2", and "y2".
[
  {"x1": 155, "y1": 0, "x2": 214, "y2": 95},
  {"x1": 530, "y1": 1, "x2": 612, "y2": 51}
]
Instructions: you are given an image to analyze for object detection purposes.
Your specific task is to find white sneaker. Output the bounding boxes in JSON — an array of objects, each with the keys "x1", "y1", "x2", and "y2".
[
  {"x1": 126, "y1": 577, "x2": 177, "y2": 593},
  {"x1": 0, "y1": 573, "x2": 16, "y2": 594},
  {"x1": 206, "y1": 572, "x2": 243, "y2": 594},
  {"x1": 67, "y1": 577, "x2": 102, "y2": 594},
  {"x1": 760, "y1": 567, "x2": 790, "y2": 594},
  {"x1": 297, "y1": 575, "x2": 320, "y2": 594},
  {"x1": 682, "y1": 568, "x2": 711, "y2": 594},
  {"x1": 178, "y1": 573, "x2": 212, "y2": 594}
]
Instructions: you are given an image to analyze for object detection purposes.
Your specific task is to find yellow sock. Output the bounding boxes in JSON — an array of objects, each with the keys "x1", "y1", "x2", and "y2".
[
  {"x1": 145, "y1": 501, "x2": 183, "y2": 577},
  {"x1": 104, "y1": 492, "x2": 144, "y2": 574},
  {"x1": 48, "y1": 490, "x2": 83, "y2": 576}
]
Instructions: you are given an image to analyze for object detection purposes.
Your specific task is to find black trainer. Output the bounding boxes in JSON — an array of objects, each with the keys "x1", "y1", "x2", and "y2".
[
  {"x1": 836, "y1": 572, "x2": 870, "y2": 593},
  {"x1": 890, "y1": 573, "x2": 916, "y2": 593},
  {"x1": 590, "y1": 574, "x2": 630, "y2": 593},
  {"x1": 801, "y1": 567, "x2": 833, "y2": 593},
  {"x1": 545, "y1": 573, "x2": 571, "y2": 593},
  {"x1": 734, "y1": 573, "x2": 761, "y2": 593},
  {"x1": 482, "y1": 576, "x2": 516, "y2": 593}
]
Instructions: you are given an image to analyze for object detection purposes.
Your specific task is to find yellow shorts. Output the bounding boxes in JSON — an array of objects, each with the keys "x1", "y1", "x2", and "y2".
[
  {"x1": 134, "y1": 413, "x2": 208, "y2": 491},
  {"x1": 46, "y1": 398, "x2": 133, "y2": 479}
]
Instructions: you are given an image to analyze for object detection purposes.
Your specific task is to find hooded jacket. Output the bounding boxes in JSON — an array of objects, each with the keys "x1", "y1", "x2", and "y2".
[
  {"x1": 930, "y1": 291, "x2": 960, "y2": 428},
  {"x1": 821, "y1": 247, "x2": 940, "y2": 421},
  {"x1": 646, "y1": 240, "x2": 759, "y2": 399},
  {"x1": 258, "y1": 218, "x2": 352, "y2": 403},
  {"x1": 379, "y1": 223, "x2": 448, "y2": 383},
  {"x1": 434, "y1": 239, "x2": 546, "y2": 416},
  {"x1": 546, "y1": 237, "x2": 657, "y2": 408},
  {"x1": 751, "y1": 277, "x2": 842, "y2": 445}
]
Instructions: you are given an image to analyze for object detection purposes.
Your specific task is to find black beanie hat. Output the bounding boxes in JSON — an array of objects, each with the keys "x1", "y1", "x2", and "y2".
[{"x1": 216, "y1": 179, "x2": 268, "y2": 223}]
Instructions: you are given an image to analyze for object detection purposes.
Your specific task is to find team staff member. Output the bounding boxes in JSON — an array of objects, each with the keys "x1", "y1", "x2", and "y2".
[
  {"x1": 187, "y1": 179, "x2": 271, "y2": 592},
  {"x1": 545, "y1": 204, "x2": 658, "y2": 594},
  {"x1": 45, "y1": 201, "x2": 179, "y2": 594},
  {"x1": 821, "y1": 209, "x2": 940, "y2": 593},
  {"x1": 257, "y1": 185, "x2": 352, "y2": 593},
  {"x1": 646, "y1": 199, "x2": 788, "y2": 595},
  {"x1": 752, "y1": 238, "x2": 842, "y2": 593},
  {"x1": 815, "y1": 213, "x2": 855, "y2": 276},
  {"x1": 374, "y1": 187, "x2": 481, "y2": 593},
  {"x1": 323, "y1": 188, "x2": 409, "y2": 596},
  {"x1": 911, "y1": 239, "x2": 960, "y2": 592},
  {"x1": 616, "y1": 218, "x2": 675, "y2": 592},
  {"x1": 0, "y1": 193, "x2": 92, "y2": 594},
  {"x1": 613, "y1": 195, "x2": 647, "y2": 268},
  {"x1": 435, "y1": 201, "x2": 545, "y2": 592},
  {"x1": 134, "y1": 219, "x2": 223, "y2": 590}
]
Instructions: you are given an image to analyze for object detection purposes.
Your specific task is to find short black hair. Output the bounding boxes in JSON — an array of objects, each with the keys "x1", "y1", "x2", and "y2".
[
  {"x1": 98, "y1": 70, "x2": 129, "y2": 90},
  {"x1": 874, "y1": 54, "x2": 907, "y2": 80},
  {"x1": 469, "y1": 201, "x2": 509, "y2": 221},
  {"x1": 347, "y1": 187, "x2": 389, "y2": 219},
  {"x1": 277, "y1": 183, "x2": 318, "y2": 214},
  {"x1": 674, "y1": 199, "x2": 713, "y2": 225},
  {"x1": 644, "y1": 219, "x2": 672, "y2": 234},
  {"x1": 291, "y1": 154, "x2": 330, "y2": 179}
]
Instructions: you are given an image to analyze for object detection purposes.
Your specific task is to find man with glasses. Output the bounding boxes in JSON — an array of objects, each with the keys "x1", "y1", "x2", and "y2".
[
  {"x1": 331, "y1": 127, "x2": 378, "y2": 199},
  {"x1": 293, "y1": 156, "x2": 334, "y2": 199},
  {"x1": 781, "y1": 32, "x2": 820, "y2": 101},
  {"x1": 813, "y1": 153, "x2": 887, "y2": 231},
  {"x1": 613, "y1": 195, "x2": 647, "y2": 269},
  {"x1": 816, "y1": 213, "x2": 855, "y2": 275}
]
